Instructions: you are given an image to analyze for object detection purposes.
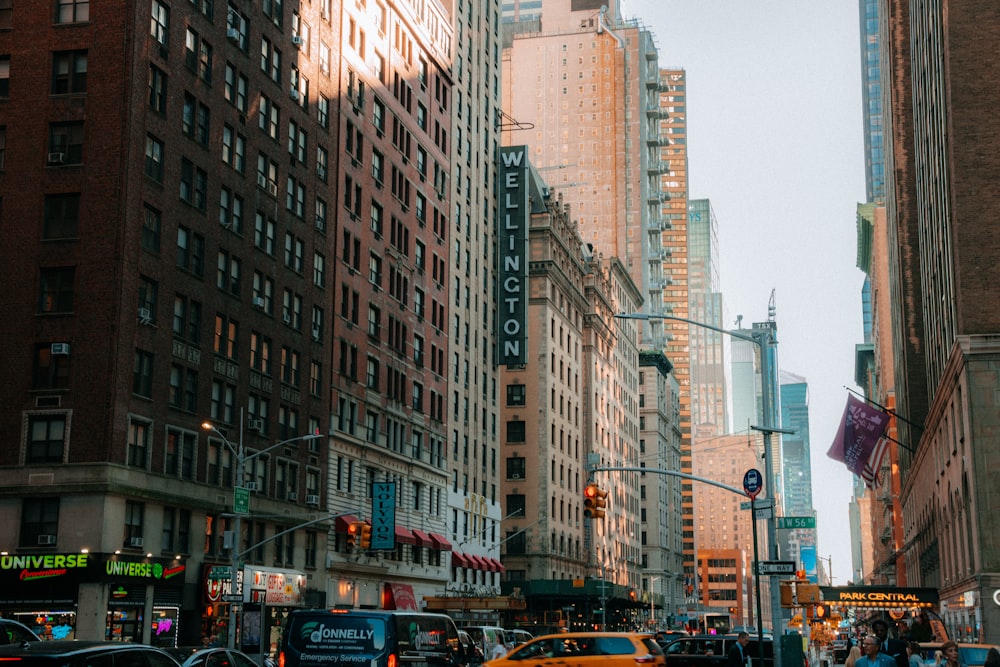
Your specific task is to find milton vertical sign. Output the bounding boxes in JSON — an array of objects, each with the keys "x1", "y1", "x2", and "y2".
[{"x1": 499, "y1": 146, "x2": 528, "y2": 366}]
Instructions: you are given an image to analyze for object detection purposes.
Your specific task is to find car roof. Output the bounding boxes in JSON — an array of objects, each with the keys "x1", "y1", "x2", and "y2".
[
  {"x1": 0, "y1": 641, "x2": 169, "y2": 656},
  {"x1": 530, "y1": 632, "x2": 654, "y2": 640}
]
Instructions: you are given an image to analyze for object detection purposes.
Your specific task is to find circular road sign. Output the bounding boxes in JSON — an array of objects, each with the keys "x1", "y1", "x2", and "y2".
[{"x1": 743, "y1": 468, "x2": 763, "y2": 499}]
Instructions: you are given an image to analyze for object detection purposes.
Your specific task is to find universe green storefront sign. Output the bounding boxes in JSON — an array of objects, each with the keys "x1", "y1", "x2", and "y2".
[{"x1": 0, "y1": 552, "x2": 186, "y2": 595}]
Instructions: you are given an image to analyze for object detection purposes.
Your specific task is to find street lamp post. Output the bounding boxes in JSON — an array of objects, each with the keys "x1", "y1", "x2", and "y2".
[
  {"x1": 615, "y1": 312, "x2": 786, "y2": 667},
  {"x1": 649, "y1": 575, "x2": 661, "y2": 630},
  {"x1": 202, "y1": 408, "x2": 322, "y2": 649}
]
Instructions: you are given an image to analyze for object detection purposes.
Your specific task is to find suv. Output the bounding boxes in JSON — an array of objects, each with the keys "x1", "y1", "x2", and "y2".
[
  {"x1": 0, "y1": 619, "x2": 41, "y2": 645},
  {"x1": 487, "y1": 632, "x2": 664, "y2": 667},
  {"x1": 0, "y1": 640, "x2": 181, "y2": 666},
  {"x1": 661, "y1": 634, "x2": 777, "y2": 667}
]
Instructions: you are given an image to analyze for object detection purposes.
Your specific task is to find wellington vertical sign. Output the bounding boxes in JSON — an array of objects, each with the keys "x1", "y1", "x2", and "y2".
[{"x1": 498, "y1": 146, "x2": 528, "y2": 366}]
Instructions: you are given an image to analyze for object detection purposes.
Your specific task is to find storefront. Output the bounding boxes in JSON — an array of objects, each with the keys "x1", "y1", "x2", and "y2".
[
  {"x1": 240, "y1": 565, "x2": 308, "y2": 666},
  {"x1": 0, "y1": 552, "x2": 186, "y2": 644}
]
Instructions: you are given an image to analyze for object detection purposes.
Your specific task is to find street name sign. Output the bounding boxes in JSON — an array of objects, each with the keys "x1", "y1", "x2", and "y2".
[
  {"x1": 754, "y1": 505, "x2": 773, "y2": 520},
  {"x1": 741, "y1": 499, "x2": 774, "y2": 511},
  {"x1": 234, "y1": 487, "x2": 250, "y2": 514},
  {"x1": 777, "y1": 516, "x2": 816, "y2": 529},
  {"x1": 222, "y1": 594, "x2": 243, "y2": 603},
  {"x1": 757, "y1": 561, "x2": 796, "y2": 575},
  {"x1": 208, "y1": 566, "x2": 231, "y2": 580}
]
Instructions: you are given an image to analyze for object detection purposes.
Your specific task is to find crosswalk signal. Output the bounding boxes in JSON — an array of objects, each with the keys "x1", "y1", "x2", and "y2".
[
  {"x1": 347, "y1": 521, "x2": 363, "y2": 549},
  {"x1": 583, "y1": 483, "x2": 608, "y2": 519},
  {"x1": 360, "y1": 523, "x2": 372, "y2": 549}
]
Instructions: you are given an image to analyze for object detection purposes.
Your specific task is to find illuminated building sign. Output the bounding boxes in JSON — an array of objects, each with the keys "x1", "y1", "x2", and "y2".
[
  {"x1": 820, "y1": 586, "x2": 938, "y2": 607},
  {"x1": 371, "y1": 481, "x2": 396, "y2": 551},
  {"x1": 498, "y1": 146, "x2": 528, "y2": 367},
  {"x1": 0, "y1": 553, "x2": 185, "y2": 586}
]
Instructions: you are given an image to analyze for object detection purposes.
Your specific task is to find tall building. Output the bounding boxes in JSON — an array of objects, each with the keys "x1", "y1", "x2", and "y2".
[
  {"x1": 777, "y1": 371, "x2": 816, "y2": 578},
  {"x1": 687, "y1": 199, "x2": 726, "y2": 439},
  {"x1": 0, "y1": 0, "x2": 468, "y2": 645},
  {"x1": 692, "y1": 434, "x2": 756, "y2": 628},
  {"x1": 501, "y1": 0, "x2": 694, "y2": 613},
  {"x1": 443, "y1": 0, "x2": 505, "y2": 609},
  {"x1": 496, "y1": 146, "x2": 644, "y2": 629},
  {"x1": 877, "y1": 0, "x2": 1000, "y2": 642}
]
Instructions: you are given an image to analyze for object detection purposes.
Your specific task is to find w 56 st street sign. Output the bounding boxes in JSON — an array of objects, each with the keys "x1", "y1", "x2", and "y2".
[{"x1": 776, "y1": 516, "x2": 816, "y2": 529}]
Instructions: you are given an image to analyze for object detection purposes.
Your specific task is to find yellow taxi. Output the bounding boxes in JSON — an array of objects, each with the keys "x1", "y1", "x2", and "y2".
[{"x1": 485, "y1": 632, "x2": 665, "y2": 667}]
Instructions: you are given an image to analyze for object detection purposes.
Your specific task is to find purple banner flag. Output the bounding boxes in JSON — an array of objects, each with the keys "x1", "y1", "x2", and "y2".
[{"x1": 826, "y1": 395, "x2": 890, "y2": 475}]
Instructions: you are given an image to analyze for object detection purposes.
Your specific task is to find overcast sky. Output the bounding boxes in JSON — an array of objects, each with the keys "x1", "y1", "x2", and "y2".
[{"x1": 624, "y1": 0, "x2": 868, "y2": 584}]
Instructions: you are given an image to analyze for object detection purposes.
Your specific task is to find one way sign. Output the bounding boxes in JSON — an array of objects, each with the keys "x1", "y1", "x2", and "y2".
[{"x1": 757, "y1": 561, "x2": 796, "y2": 575}]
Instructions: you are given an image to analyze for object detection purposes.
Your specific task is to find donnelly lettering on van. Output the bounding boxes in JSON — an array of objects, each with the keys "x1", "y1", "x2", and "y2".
[{"x1": 304, "y1": 624, "x2": 376, "y2": 643}]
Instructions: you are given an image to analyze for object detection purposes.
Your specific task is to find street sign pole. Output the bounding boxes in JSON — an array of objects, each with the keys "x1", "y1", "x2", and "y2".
[{"x1": 751, "y1": 496, "x2": 764, "y2": 667}]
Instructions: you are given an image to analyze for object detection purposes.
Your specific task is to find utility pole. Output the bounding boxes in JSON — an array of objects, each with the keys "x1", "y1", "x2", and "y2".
[{"x1": 203, "y1": 410, "x2": 322, "y2": 649}]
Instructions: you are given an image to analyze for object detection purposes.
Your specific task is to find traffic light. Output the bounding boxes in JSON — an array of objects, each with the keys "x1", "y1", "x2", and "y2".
[
  {"x1": 360, "y1": 523, "x2": 372, "y2": 549},
  {"x1": 347, "y1": 521, "x2": 363, "y2": 549},
  {"x1": 797, "y1": 583, "x2": 821, "y2": 604},
  {"x1": 780, "y1": 581, "x2": 794, "y2": 607},
  {"x1": 583, "y1": 483, "x2": 608, "y2": 519}
]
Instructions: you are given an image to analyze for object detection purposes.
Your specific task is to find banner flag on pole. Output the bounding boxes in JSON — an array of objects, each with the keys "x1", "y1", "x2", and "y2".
[{"x1": 826, "y1": 394, "x2": 891, "y2": 476}]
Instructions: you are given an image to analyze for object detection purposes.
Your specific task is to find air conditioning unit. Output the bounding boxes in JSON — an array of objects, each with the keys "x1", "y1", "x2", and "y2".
[
  {"x1": 37, "y1": 534, "x2": 57, "y2": 546},
  {"x1": 245, "y1": 481, "x2": 260, "y2": 492},
  {"x1": 282, "y1": 312, "x2": 291, "y2": 325},
  {"x1": 257, "y1": 173, "x2": 268, "y2": 189},
  {"x1": 266, "y1": 182, "x2": 278, "y2": 197},
  {"x1": 138, "y1": 307, "x2": 152, "y2": 324},
  {"x1": 252, "y1": 296, "x2": 265, "y2": 308},
  {"x1": 47, "y1": 152, "x2": 66, "y2": 165},
  {"x1": 226, "y1": 27, "x2": 240, "y2": 41},
  {"x1": 287, "y1": 492, "x2": 298, "y2": 502},
  {"x1": 247, "y1": 418, "x2": 264, "y2": 432},
  {"x1": 312, "y1": 325, "x2": 321, "y2": 341},
  {"x1": 50, "y1": 343, "x2": 71, "y2": 356},
  {"x1": 511, "y1": 473, "x2": 521, "y2": 479},
  {"x1": 305, "y1": 494, "x2": 320, "y2": 506},
  {"x1": 291, "y1": 34, "x2": 303, "y2": 46},
  {"x1": 128, "y1": 537, "x2": 144, "y2": 548},
  {"x1": 290, "y1": 88, "x2": 300, "y2": 101}
]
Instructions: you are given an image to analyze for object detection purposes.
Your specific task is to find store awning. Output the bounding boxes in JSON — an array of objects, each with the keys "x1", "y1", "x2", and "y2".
[
  {"x1": 451, "y1": 552, "x2": 468, "y2": 568},
  {"x1": 411, "y1": 529, "x2": 433, "y2": 546},
  {"x1": 493, "y1": 558, "x2": 506, "y2": 573},
  {"x1": 429, "y1": 532, "x2": 453, "y2": 551},
  {"x1": 335, "y1": 515, "x2": 359, "y2": 533},
  {"x1": 469, "y1": 555, "x2": 487, "y2": 571},
  {"x1": 385, "y1": 582, "x2": 418, "y2": 611},
  {"x1": 395, "y1": 526, "x2": 418, "y2": 545}
]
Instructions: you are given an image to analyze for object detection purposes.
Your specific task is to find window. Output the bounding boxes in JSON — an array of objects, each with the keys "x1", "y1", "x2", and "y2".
[
  {"x1": 506, "y1": 494, "x2": 526, "y2": 518},
  {"x1": 506, "y1": 420, "x2": 526, "y2": 443},
  {"x1": 150, "y1": 0, "x2": 168, "y2": 49},
  {"x1": 145, "y1": 134, "x2": 164, "y2": 182},
  {"x1": 182, "y1": 94, "x2": 210, "y2": 146},
  {"x1": 165, "y1": 427, "x2": 196, "y2": 479},
  {"x1": 57, "y1": 0, "x2": 89, "y2": 23},
  {"x1": 250, "y1": 330, "x2": 272, "y2": 375},
  {"x1": 141, "y1": 204, "x2": 161, "y2": 252},
  {"x1": 43, "y1": 194, "x2": 80, "y2": 239},
  {"x1": 176, "y1": 226, "x2": 205, "y2": 276},
  {"x1": 313, "y1": 252, "x2": 325, "y2": 287},
  {"x1": 173, "y1": 295, "x2": 202, "y2": 344},
  {"x1": 224, "y1": 63, "x2": 248, "y2": 112},
  {"x1": 0, "y1": 57, "x2": 8, "y2": 97},
  {"x1": 162, "y1": 507, "x2": 191, "y2": 554},
  {"x1": 280, "y1": 346, "x2": 300, "y2": 386},
  {"x1": 254, "y1": 212, "x2": 276, "y2": 256},
  {"x1": 52, "y1": 50, "x2": 87, "y2": 94},
  {"x1": 368, "y1": 253, "x2": 382, "y2": 288},
  {"x1": 316, "y1": 145, "x2": 328, "y2": 181},
  {"x1": 318, "y1": 94, "x2": 329, "y2": 128},
  {"x1": 309, "y1": 360, "x2": 322, "y2": 396},
  {"x1": 148, "y1": 65, "x2": 168, "y2": 113},
  {"x1": 185, "y1": 28, "x2": 212, "y2": 82},
  {"x1": 127, "y1": 418, "x2": 150, "y2": 468},
  {"x1": 20, "y1": 498, "x2": 59, "y2": 548},
  {"x1": 26, "y1": 414, "x2": 66, "y2": 464},
  {"x1": 260, "y1": 36, "x2": 281, "y2": 84},
  {"x1": 219, "y1": 186, "x2": 245, "y2": 232},
  {"x1": 216, "y1": 250, "x2": 241, "y2": 295},
  {"x1": 252, "y1": 271, "x2": 274, "y2": 314},
  {"x1": 133, "y1": 349, "x2": 154, "y2": 397},
  {"x1": 169, "y1": 364, "x2": 199, "y2": 412},
  {"x1": 284, "y1": 233, "x2": 304, "y2": 273},
  {"x1": 226, "y1": 5, "x2": 249, "y2": 51},
  {"x1": 0, "y1": 126, "x2": 5, "y2": 169},
  {"x1": 213, "y1": 314, "x2": 239, "y2": 359},
  {"x1": 38, "y1": 267, "x2": 74, "y2": 313},
  {"x1": 507, "y1": 457, "x2": 526, "y2": 480},
  {"x1": 48, "y1": 121, "x2": 84, "y2": 164},
  {"x1": 506, "y1": 384, "x2": 526, "y2": 406},
  {"x1": 372, "y1": 149, "x2": 383, "y2": 183},
  {"x1": 124, "y1": 501, "x2": 144, "y2": 546},
  {"x1": 180, "y1": 158, "x2": 208, "y2": 210}
]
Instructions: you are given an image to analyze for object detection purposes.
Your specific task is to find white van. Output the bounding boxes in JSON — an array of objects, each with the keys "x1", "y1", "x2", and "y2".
[{"x1": 465, "y1": 626, "x2": 508, "y2": 660}]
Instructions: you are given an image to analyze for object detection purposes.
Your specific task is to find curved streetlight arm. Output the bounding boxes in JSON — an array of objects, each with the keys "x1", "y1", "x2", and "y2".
[
  {"x1": 614, "y1": 312, "x2": 762, "y2": 345},
  {"x1": 241, "y1": 432, "x2": 322, "y2": 463}
]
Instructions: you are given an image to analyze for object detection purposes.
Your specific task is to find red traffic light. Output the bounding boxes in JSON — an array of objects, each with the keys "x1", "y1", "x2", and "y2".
[{"x1": 583, "y1": 483, "x2": 608, "y2": 519}]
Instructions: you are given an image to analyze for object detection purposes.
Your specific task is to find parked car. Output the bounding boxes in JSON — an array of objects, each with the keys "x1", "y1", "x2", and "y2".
[
  {"x1": 917, "y1": 642, "x2": 1000, "y2": 667},
  {"x1": 0, "y1": 619, "x2": 42, "y2": 645},
  {"x1": 485, "y1": 632, "x2": 664, "y2": 667},
  {"x1": 0, "y1": 640, "x2": 182, "y2": 666},
  {"x1": 165, "y1": 645, "x2": 262, "y2": 667}
]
